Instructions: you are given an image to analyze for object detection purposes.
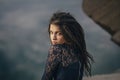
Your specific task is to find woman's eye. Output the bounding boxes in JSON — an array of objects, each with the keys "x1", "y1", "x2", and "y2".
[
  {"x1": 50, "y1": 31, "x2": 53, "y2": 34},
  {"x1": 58, "y1": 32, "x2": 62, "y2": 35}
]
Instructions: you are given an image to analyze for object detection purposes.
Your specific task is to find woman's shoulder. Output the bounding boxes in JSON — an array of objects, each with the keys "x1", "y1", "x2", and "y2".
[
  {"x1": 49, "y1": 44, "x2": 64, "y2": 55},
  {"x1": 49, "y1": 43, "x2": 70, "y2": 53},
  {"x1": 51, "y1": 44, "x2": 64, "y2": 48},
  {"x1": 50, "y1": 44, "x2": 64, "y2": 51}
]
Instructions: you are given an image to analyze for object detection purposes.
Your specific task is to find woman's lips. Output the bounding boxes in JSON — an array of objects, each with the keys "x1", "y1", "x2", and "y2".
[{"x1": 52, "y1": 41, "x2": 57, "y2": 44}]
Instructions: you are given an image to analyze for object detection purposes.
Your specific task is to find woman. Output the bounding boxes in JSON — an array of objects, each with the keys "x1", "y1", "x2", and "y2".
[{"x1": 41, "y1": 11, "x2": 94, "y2": 80}]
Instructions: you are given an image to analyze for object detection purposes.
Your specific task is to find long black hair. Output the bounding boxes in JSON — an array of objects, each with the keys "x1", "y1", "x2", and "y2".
[{"x1": 48, "y1": 11, "x2": 94, "y2": 76}]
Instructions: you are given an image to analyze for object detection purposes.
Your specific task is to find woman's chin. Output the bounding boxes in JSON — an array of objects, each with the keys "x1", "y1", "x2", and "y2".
[
  {"x1": 52, "y1": 43, "x2": 65, "y2": 45},
  {"x1": 52, "y1": 42, "x2": 57, "y2": 45}
]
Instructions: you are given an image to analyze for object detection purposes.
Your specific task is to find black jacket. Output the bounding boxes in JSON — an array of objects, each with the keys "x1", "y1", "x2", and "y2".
[{"x1": 41, "y1": 43, "x2": 83, "y2": 80}]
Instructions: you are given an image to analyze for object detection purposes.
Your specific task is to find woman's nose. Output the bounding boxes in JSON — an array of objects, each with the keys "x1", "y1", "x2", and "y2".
[{"x1": 53, "y1": 34, "x2": 57, "y2": 40}]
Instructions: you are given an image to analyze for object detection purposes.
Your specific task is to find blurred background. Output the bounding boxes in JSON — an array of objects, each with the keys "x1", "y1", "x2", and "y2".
[{"x1": 0, "y1": 0, "x2": 120, "y2": 80}]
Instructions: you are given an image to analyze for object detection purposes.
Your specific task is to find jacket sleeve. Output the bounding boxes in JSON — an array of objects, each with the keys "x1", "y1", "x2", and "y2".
[{"x1": 41, "y1": 45, "x2": 62, "y2": 80}]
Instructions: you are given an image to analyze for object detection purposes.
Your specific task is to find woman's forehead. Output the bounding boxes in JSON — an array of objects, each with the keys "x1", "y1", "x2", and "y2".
[{"x1": 50, "y1": 24, "x2": 61, "y2": 31}]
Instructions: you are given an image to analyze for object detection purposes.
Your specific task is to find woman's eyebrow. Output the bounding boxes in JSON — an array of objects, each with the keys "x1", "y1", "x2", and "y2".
[
  {"x1": 50, "y1": 30, "x2": 61, "y2": 32},
  {"x1": 57, "y1": 31, "x2": 61, "y2": 32}
]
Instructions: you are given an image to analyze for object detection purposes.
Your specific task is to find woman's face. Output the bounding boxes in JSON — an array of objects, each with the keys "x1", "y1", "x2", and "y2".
[{"x1": 49, "y1": 24, "x2": 66, "y2": 45}]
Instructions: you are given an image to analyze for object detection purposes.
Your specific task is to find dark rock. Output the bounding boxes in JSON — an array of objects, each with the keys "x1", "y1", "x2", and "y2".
[{"x1": 82, "y1": 0, "x2": 120, "y2": 46}]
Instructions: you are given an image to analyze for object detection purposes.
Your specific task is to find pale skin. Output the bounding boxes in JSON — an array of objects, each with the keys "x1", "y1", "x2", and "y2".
[{"x1": 49, "y1": 24, "x2": 66, "y2": 45}]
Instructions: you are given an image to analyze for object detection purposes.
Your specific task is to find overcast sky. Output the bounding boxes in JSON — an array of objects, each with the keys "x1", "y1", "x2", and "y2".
[{"x1": 0, "y1": 0, "x2": 120, "y2": 79}]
